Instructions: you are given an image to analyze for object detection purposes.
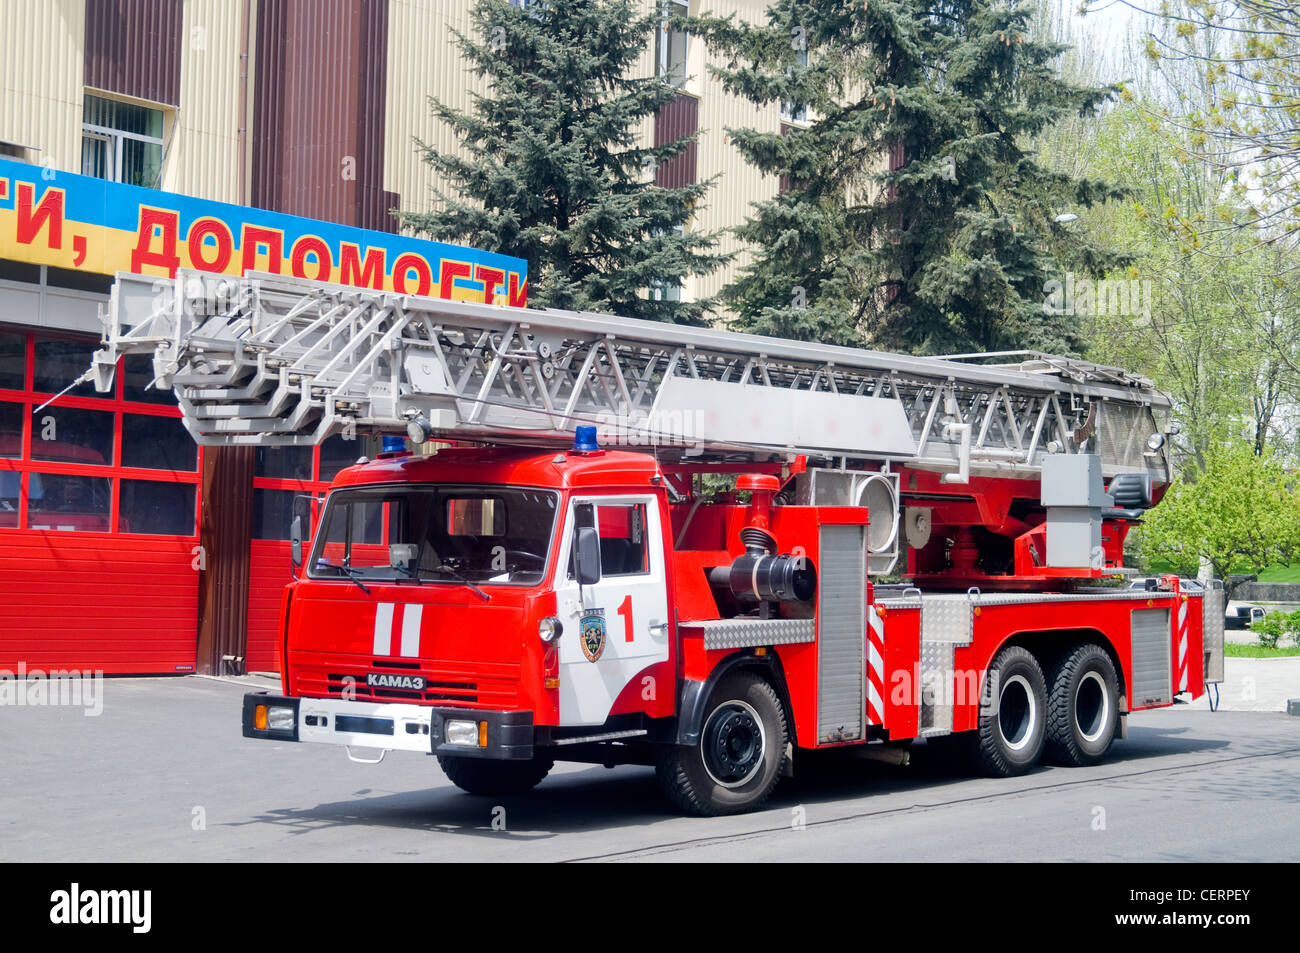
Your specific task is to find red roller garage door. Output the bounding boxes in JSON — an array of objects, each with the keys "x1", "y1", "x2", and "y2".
[{"x1": 0, "y1": 328, "x2": 202, "y2": 674}]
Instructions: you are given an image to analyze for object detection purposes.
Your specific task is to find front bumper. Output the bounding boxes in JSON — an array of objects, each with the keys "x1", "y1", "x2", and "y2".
[{"x1": 242, "y1": 693, "x2": 535, "y2": 759}]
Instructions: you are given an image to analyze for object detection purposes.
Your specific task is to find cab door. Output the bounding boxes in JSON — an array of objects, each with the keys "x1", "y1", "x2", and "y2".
[{"x1": 552, "y1": 495, "x2": 670, "y2": 726}]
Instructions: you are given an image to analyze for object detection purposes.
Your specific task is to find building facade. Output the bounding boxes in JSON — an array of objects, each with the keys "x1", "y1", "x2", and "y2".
[{"x1": 0, "y1": 0, "x2": 787, "y2": 674}]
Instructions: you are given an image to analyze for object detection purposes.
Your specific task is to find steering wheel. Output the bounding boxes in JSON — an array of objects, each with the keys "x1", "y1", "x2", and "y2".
[{"x1": 506, "y1": 550, "x2": 545, "y2": 567}]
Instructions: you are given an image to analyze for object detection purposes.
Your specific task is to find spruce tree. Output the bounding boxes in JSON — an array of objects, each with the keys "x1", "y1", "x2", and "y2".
[
  {"x1": 402, "y1": 0, "x2": 729, "y2": 324},
  {"x1": 693, "y1": 0, "x2": 1127, "y2": 354}
]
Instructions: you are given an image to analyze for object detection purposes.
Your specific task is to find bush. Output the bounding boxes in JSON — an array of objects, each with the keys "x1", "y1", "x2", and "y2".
[{"x1": 1252, "y1": 611, "x2": 1300, "y2": 650}]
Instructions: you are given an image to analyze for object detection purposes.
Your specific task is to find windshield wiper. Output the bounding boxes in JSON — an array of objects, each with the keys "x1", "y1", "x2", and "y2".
[
  {"x1": 338, "y1": 565, "x2": 371, "y2": 595},
  {"x1": 432, "y1": 563, "x2": 491, "y2": 602}
]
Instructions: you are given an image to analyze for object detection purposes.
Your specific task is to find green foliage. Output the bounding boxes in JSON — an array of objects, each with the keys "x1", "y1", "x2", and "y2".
[
  {"x1": 692, "y1": 0, "x2": 1128, "y2": 354},
  {"x1": 1225, "y1": 641, "x2": 1300, "y2": 658},
  {"x1": 1258, "y1": 564, "x2": 1300, "y2": 584},
  {"x1": 1140, "y1": 441, "x2": 1300, "y2": 592},
  {"x1": 1250, "y1": 610, "x2": 1300, "y2": 651},
  {"x1": 1066, "y1": 94, "x2": 1300, "y2": 468},
  {"x1": 401, "y1": 0, "x2": 729, "y2": 323},
  {"x1": 1121, "y1": 0, "x2": 1300, "y2": 244}
]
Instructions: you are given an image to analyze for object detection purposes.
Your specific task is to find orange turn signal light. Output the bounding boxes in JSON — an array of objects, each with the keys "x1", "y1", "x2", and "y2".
[
  {"x1": 254, "y1": 705, "x2": 268, "y2": 731},
  {"x1": 478, "y1": 721, "x2": 488, "y2": 747}
]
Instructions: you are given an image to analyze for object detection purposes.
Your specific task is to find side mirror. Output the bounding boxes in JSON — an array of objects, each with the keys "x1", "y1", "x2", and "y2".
[
  {"x1": 574, "y1": 525, "x2": 601, "y2": 586},
  {"x1": 290, "y1": 515, "x2": 304, "y2": 568}
]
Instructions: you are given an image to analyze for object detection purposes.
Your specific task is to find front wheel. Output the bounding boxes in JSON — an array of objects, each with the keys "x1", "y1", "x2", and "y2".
[
  {"x1": 437, "y1": 754, "x2": 554, "y2": 796},
  {"x1": 655, "y1": 672, "x2": 788, "y2": 816}
]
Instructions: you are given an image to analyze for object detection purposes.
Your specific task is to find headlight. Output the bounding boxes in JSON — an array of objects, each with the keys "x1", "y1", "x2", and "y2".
[
  {"x1": 446, "y1": 720, "x2": 481, "y2": 746},
  {"x1": 1146, "y1": 433, "x2": 1165, "y2": 451},
  {"x1": 539, "y1": 616, "x2": 563, "y2": 642},
  {"x1": 267, "y1": 706, "x2": 295, "y2": 730}
]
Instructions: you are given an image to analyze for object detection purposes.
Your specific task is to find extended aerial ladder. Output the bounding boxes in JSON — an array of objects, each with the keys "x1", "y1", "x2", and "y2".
[{"x1": 90, "y1": 270, "x2": 1172, "y2": 488}]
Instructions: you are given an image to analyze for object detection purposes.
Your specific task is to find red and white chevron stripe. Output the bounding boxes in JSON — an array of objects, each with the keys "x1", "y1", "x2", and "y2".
[
  {"x1": 1176, "y1": 595, "x2": 1189, "y2": 693},
  {"x1": 867, "y1": 605, "x2": 886, "y2": 725}
]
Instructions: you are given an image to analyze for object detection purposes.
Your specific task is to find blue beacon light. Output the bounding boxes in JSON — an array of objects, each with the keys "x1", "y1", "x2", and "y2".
[
  {"x1": 381, "y1": 434, "x2": 407, "y2": 454},
  {"x1": 573, "y1": 426, "x2": 599, "y2": 452}
]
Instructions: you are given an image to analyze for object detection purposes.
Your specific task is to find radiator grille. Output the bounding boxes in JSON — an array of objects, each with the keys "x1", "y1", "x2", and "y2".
[{"x1": 292, "y1": 661, "x2": 520, "y2": 710}]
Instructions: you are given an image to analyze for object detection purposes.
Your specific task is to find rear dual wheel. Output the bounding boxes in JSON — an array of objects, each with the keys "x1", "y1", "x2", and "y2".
[
  {"x1": 1045, "y1": 643, "x2": 1119, "y2": 767},
  {"x1": 952, "y1": 642, "x2": 1118, "y2": 775}
]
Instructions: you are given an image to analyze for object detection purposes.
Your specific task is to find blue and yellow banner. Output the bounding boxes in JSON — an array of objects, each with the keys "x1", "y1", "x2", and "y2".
[{"x1": 0, "y1": 157, "x2": 527, "y2": 305}]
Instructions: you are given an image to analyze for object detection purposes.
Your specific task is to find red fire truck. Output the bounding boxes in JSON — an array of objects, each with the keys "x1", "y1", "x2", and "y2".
[{"x1": 94, "y1": 270, "x2": 1224, "y2": 815}]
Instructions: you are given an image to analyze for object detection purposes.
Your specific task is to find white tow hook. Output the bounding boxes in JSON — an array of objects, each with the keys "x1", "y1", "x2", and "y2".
[{"x1": 345, "y1": 746, "x2": 388, "y2": 765}]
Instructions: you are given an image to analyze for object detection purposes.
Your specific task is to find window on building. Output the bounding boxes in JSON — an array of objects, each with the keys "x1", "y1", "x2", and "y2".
[
  {"x1": 509, "y1": 0, "x2": 550, "y2": 17},
  {"x1": 0, "y1": 402, "x2": 21, "y2": 459},
  {"x1": 251, "y1": 433, "x2": 383, "y2": 542},
  {"x1": 318, "y1": 432, "x2": 369, "y2": 482},
  {"x1": 0, "y1": 330, "x2": 25, "y2": 391},
  {"x1": 649, "y1": 279, "x2": 682, "y2": 303},
  {"x1": 657, "y1": 1, "x2": 689, "y2": 88},
  {"x1": 252, "y1": 489, "x2": 315, "y2": 542},
  {"x1": 781, "y1": 46, "x2": 810, "y2": 124},
  {"x1": 649, "y1": 223, "x2": 685, "y2": 303},
  {"x1": 119, "y1": 479, "x2": 196, "y2": 536},
  {"x1": 121, "y1": 413, "x2": 198, "y2": 472},
  {"x1": 81, "y1": 94, "x2": 165, "y2": 189},
  {"x1": 0, "y1": 330, "x2": 200, "y2": 536}
]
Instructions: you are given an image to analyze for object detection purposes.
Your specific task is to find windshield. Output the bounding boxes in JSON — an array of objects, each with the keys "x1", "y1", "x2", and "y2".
[{"x1": 307, "y1": 484, "x2": 559, "y2": 587}]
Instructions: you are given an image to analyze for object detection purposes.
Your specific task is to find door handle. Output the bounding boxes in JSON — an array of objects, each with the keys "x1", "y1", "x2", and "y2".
[{"x1": 648, "y1": 621, "x2": 669, "y2": 635}]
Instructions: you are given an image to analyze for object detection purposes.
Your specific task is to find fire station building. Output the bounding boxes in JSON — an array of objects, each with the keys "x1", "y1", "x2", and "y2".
[{"x1": 0, "y1": 0, "x2": 784, "y2": 675}]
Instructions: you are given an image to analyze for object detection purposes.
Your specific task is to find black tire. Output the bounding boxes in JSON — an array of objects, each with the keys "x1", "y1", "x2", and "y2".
[
  {"x1": 974, "y1": 645, "x2": 1047, "y2": 777},
  {"x1": 1045, "y1": 643, "x2": 1119, "y2": 767},
  {"x1": 655, "y1": 672, "x2": 788, "y2": 816},
  {"x1": 437, "y1": 755, "x2": 554, "y2": 796}
]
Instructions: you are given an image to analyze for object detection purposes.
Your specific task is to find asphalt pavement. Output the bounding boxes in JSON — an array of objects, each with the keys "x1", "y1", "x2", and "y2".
[{"x1": 2, "y1": 672, "x2": 1296, "y2": 862}]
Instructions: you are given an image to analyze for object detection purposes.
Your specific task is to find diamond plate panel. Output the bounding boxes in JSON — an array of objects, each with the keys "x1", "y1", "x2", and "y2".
[
  {"x1": 964, "y1": 590, "x2": 1183, "y2": 608},
  {"x1": 920, "y1": 595, "x2": 973, "y2": 645},
  {"x1": 681, "y1": 617, "x2": 816, "y2": 650},
  {"x1": 919, "y1": 639, "x2": 955, "y2": 736},
  {"x1": 1201, "y1": 587, "x2": 1225, "y2": 683}
]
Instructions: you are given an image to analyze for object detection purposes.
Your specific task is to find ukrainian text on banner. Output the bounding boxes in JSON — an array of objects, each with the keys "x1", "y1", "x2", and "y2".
[{"x1": 0, "y1": 158, "x2": 527, "y2": 305}]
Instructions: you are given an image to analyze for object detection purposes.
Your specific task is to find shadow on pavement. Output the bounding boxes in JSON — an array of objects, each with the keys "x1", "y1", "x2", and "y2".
[{"x1": 229, "y1": 719, "x2": 1256, "y2": 841}]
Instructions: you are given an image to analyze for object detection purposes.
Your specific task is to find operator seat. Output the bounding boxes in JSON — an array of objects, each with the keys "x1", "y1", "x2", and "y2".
[{"x1": 1103, "y1": 473, "x2": 1152, "y2": 521}]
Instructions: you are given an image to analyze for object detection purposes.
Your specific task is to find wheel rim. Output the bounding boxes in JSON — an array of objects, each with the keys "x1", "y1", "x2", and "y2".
[
  {"x1": 1075, "y1": 671, "x2": 1109, "y2": 743},
  {"x1": 998, "y1": 674, "x2": 1037, "y2": 752},
  {"x1": 702, "y1": 700, "x2": 766, "y2": 788}
]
